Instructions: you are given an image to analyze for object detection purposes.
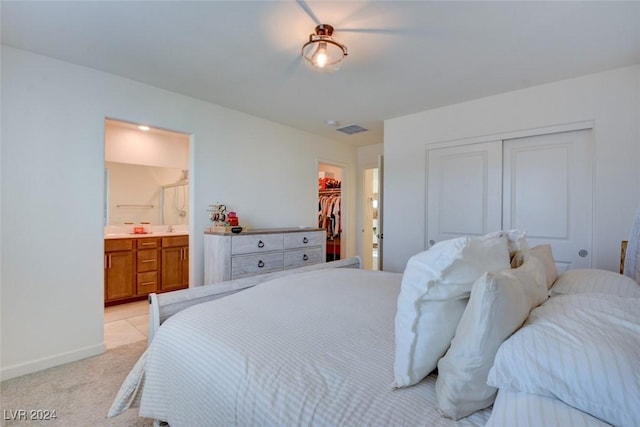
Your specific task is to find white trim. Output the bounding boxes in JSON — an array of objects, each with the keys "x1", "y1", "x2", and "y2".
[
  {"x1": 0, "y1": 343, "x2": 105, "y2": 381},
  {"x1": 425, "y1": 120, "x2": 595, "y2": 150}
]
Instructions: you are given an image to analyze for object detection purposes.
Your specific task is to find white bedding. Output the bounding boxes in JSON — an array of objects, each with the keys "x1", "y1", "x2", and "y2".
[
  {"x1": 110, "y1": 268, "x2": 491, "y2": 426},
  {"x1": 488, "y1": 293, "x2": 640, "y2": 427},
  {"x1": 111, "y1": 266, "x2": 638, "y2": 427},
  {"x1": 486, "y1": 390, "x2": 613, "y2": 427}
]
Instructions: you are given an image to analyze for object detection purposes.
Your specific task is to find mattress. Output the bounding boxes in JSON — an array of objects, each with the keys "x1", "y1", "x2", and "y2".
[{"x1": 111, "y1": 268, "x2": 491, "y2": 426}]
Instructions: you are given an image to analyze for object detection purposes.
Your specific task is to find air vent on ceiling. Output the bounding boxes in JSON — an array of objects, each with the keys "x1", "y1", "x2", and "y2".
[{"x1": 336, "y1": 124, "x2": 368, "y2": 135}]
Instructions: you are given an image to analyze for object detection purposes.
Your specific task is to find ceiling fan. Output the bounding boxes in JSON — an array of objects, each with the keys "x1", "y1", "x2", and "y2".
[
  {"x1": 301, "y1": 23, "x2": 347, "y2": 70},
  {"x1": 295, "y1": 0, "x2": 421, "y2": 72}
]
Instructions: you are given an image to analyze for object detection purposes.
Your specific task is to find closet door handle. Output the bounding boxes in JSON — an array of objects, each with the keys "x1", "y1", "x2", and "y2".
[
  {"x1": 303, "y1": 254, "x2": 309, "y2": 261},
  {"x1": 303, "y1": 237, "x2": 309, "y2": 244},
  {"x1": 257, "y1": 240, "x2": 265, "y2": 248},
  {"x1": 258, "y1": 260, "x2": 265, "y2": 268}
]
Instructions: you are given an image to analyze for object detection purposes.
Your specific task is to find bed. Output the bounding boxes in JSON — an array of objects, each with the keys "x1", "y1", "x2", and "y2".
[{"x1": 109, "y1": 234, "x2": 640, "y2": 427}]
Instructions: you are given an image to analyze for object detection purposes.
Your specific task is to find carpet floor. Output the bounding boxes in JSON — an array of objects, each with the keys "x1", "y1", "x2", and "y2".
[{"x1": 1, "y1": 341, "x2": 153, "y2": 426}]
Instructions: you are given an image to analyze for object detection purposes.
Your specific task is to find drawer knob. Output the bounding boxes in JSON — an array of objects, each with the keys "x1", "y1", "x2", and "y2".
[
  {"x1": 258, "y1": 240, "x2": 265, "y2": 248},
  {"x1": 303, "y1": 237, "x2": 309, "y2": 244},
  {"x1": 303, "y1": 254, "x2": 309, "y2": 261},
  {"x1": 258, "y1": 260, "x2": 265, "y2": 268}
]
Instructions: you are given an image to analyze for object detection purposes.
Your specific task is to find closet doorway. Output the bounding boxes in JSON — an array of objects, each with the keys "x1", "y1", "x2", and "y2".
[{"x1": 318, "y1": 163, "x2": 344, "y2": 262}]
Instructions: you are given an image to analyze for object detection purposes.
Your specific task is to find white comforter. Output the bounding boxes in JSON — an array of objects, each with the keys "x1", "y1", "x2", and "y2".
[{"x1": 110, "y1": 268, "x2": 491, "y2": 426}]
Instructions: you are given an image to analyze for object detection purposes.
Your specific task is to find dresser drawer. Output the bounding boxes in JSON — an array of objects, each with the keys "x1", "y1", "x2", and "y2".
[
  {"x1": 231, "y1": 234, "x2": 284, "y2": 255},
  {"x1": 283, "y1": 231, "x2": 324, "y2": 249},
  {"x1": 137, "y1": 249, "x2": 158, "y2": 272},
  {"x1": 137, "y1": 271, "x2": 158, "y2": 294},
  {"x1": 284, "y1": 247, "x2": 324, "y2": 269},
  {"x1": 231, "y1": 252, "x2": 284, "y2": 278}
]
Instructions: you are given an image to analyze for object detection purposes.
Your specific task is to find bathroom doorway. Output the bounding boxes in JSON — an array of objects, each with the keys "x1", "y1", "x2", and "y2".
[{"x1": 103, "y1": 118, "x2": 191, "y2": 311}]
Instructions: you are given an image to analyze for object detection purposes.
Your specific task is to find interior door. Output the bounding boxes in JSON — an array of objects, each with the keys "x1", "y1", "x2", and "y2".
[
  {"x1": 503, "y1": 129, "x2": 593, "y2": 271},
  {"x1": 426, "y1": 141, "x2": 503, "y2": 246}
]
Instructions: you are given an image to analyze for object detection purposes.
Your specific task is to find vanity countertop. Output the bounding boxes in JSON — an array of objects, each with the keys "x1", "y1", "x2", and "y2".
[{"x1": 105, "y1": 231, "x2": 188, "y2": 240}]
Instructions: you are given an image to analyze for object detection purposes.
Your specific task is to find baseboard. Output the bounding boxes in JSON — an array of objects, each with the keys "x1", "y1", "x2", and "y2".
[{"x1": 0, "y1": 342, "x2": 105, "y2": 381}]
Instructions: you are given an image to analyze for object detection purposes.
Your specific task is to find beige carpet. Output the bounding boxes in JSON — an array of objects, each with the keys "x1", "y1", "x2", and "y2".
[{"x1": 1, "y1": 341, "x2": 153, "y2": 426}]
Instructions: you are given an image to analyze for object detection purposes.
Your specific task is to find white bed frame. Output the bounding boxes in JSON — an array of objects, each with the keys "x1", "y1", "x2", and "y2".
[{"x1": 147, "y1": 256, "x2": 362, "y2": 343}]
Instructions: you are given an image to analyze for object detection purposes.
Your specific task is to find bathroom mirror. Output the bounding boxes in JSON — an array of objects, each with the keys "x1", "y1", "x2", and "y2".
[
  {"x1": 105, "y1": 161, "x2": 189, "y2": 226},
  {"x1": 104, "y1": 118, "x2": 190, "y2": 227}
]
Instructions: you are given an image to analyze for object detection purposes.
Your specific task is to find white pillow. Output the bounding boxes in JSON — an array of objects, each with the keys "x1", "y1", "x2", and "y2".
[
  {"x1": 530, "y1": 244, "x2": 558, "y2": 288},
  {"x1": 487, "y1": 294, "x2": 640, "y2": 427},
  {"x1": 393, "y1": 234, "x2": 511, "y2": 388},
  {"x1": 435, "y1": 256, "x2": 548, "y2": 419},
  {"x1": 550, "y1": 268, "x2": 640, "y2": 297},
  {"x1": 486, "y1": 389, "x2": 613, "y2": 427}
]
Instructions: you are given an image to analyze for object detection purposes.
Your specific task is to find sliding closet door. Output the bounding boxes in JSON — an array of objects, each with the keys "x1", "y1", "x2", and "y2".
[
  {"x1": 426, "y1": 141, "x2": 503, "y2": 246},
  {"x1": 503, "y1": 129, "x2": 593, "y2": 271}
]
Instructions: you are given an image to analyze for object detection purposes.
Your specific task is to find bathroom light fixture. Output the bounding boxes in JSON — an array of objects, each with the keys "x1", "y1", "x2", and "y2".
[
  {"x1": 301, "y1": 24, "x2": 347, "y2": 71},
  {"x1": 138, "y1": 125, "x2": 150, "y2": 131}
]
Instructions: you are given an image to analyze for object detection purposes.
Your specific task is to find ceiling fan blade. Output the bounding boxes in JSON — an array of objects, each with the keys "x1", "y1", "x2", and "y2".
[
  {"x1": 296, "y1": 0, "x2": 322, "y2": 26},
  {"x1": 283, "y1": 54, "x2": 303, "y2": 79},
  {"x1": 336, "y1": 28, "x2": 430, "y2": 36}
]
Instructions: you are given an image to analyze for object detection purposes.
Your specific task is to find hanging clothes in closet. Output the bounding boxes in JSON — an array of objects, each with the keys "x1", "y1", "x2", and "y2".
[{"x1": 319, "y1": 189, "x2": 341, "y2": 261}]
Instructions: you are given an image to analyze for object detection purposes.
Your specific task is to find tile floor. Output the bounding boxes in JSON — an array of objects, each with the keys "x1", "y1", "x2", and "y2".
[{"x1": 104, "y1": 300, "x2": 149, "y2": 349}]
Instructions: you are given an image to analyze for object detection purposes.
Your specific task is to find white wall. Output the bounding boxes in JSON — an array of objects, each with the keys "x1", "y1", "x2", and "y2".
[
  {"x1": 384, "y1": 65, "x2": 640, "y2": 273},
  {"x1": 0, "y1": 47, "x2": 357, "y2": 380}
]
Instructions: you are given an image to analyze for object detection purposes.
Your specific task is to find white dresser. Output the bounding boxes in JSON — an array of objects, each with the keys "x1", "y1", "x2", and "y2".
[{"x1": 204, "y1": 227, "x2": 326, "y2": 284}]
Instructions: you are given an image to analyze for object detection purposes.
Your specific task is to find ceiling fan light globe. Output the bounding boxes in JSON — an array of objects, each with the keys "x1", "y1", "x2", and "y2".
[{"x1": 301, "y1": 25, "x2": 347, "y2": 72}]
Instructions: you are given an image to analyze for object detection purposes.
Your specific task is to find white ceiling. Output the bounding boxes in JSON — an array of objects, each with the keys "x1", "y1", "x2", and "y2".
[{"x1": 2, "y1": 1, "x2": 639, "y2": 146}]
